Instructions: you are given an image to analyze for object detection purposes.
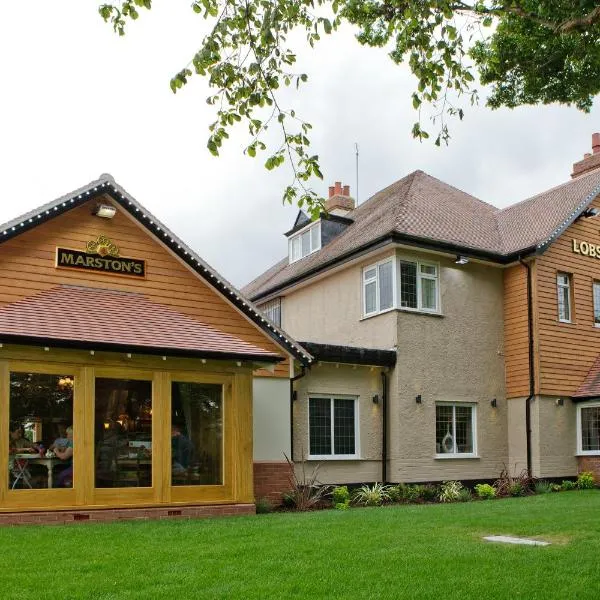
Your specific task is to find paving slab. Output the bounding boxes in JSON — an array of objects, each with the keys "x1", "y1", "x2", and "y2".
[{"x1": 483, "y1": 535, "x2": 550, "y2": 546}]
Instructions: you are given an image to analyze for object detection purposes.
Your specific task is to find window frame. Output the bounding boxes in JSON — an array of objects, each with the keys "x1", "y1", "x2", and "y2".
[
  {"x1": 434, "y1": 402, "x2": 477, "y2": 459},
  {"x1": 576, "y1": 401, "x2": 600, "y2": 456},
  {"x1": 258, "y1": 298, "x2": 282, "y2": 327},
  {"x1": 362, "y1": 257, "x2": 396, "y2": 317},
  {"x1": 593, "y1": 281, "x2": 600, "y2": 328},
  {"x1": 557, "y1": 271, "x2": 572, "y2": 323},
  {"x1": 288, "y1": 221, "x2": 321, "y2": 264},
  {"x1": 307, "y1": 395, "x2": 360, "y2": 460}
]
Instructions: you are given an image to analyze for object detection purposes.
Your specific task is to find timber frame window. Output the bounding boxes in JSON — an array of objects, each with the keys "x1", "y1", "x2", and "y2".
[
  {"x1": 577, "y1": 402, "x2": 600, "y2": 455},
  {"x1": 593, "y1": 281, "x2": 600, "y2": 327},
  {"x1": 435, "y1": 402, "x2": 477, "y2": 458},
  {"x1": 308, "y1": 396, "x2": 359, "y2": 459},
  {"x1": 557, "y1": 272, "x2": 572, "y2": 323},
  {"x1": 289, "y1": 221, "x2": 321, "y2": 263}
]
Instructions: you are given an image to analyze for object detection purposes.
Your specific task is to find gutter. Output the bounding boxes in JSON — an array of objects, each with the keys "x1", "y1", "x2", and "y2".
[{"x1": 519, "y1": 257, "x2": 535, "y2": 478}]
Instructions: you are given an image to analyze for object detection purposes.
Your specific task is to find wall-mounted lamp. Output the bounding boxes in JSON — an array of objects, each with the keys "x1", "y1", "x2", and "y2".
[
  {"x1": 292, "y1": 390, "x2": 298, "y2": 401},
  {"x1": 555, "y1": 398, "x2": 564, "y2": 406},
  {"x1": 415, "y1": 394, "x2": 422, "y2": 404},
  {"x1": 372, "y1": 394, "x2": 380, "y2": 404},
  {"x1": 92, "y1": 204, "x2": 117, "y2": 219},
  {"x1": 455, "y1": 255, "x2": 469, "y2": 265},
  {"x1": 490, "y1": 398, "x2": 497, "y2": 408}
]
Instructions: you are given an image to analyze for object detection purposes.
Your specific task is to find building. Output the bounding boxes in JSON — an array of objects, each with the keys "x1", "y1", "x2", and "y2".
[
  {"x1": 0, "y1": 174, "x2": 313, "y2": 524},
  {"x1": 244, "y1": 136, "x2": 600, "y2": 488}
]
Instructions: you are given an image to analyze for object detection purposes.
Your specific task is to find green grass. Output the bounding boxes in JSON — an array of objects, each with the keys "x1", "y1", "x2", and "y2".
[{"x1": 1, "y1": 491, "x2": 599, "y2": 599}]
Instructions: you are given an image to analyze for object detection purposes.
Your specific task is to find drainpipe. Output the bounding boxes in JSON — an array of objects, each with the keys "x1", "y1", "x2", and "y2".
[
  {"x1": 519, "y1": 258, "x2": 535, "y2": 478},
  {"x1": 290, "y1": 365, "x2": 307, "y2": 461},
  {"x1": 381, "y1": 370, "x2": 388, "y2": 484}
]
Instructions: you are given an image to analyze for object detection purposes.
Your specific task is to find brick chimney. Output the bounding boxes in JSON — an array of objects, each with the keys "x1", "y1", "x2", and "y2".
[
  {"x1": 325, "y1": 181, "x2": 355, "y2": 216},
  {"x1": 571, "y1": 133, "x2": 600, "y2": 178}
]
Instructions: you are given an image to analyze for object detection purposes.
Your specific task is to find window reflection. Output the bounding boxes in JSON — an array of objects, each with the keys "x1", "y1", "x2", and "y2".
[
  {"x1": 95, "y1": 378, "x2": 152, "y2": 488},
  {"x1": 171, "y1": 382, "x2": 222, "y2": 486},
  {"x1": 9, "y1": 372, "x2": 74, "y2": 489}
]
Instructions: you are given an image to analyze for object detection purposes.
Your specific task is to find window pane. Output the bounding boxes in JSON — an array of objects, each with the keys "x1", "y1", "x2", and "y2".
[
  {"x1": 378, "y1": 261, "x2": 393, "y2": 311},
  {"x1": 557, "y1": 273, "x2": 569, "y2": 286},
  {"x1": 172, "y1": 382, "x2": 223, "y2": 486},
  {"x1": 454, "y1": 406, "x2": 473, "y2": 453},
  {"x1": 421, "y1": 277, "x2": 437, "y2": 310},
  {"x1": 581, "y1": 407, "x2": 600, "y2": 452},
  {"x1": 421, "y1": 264, "x2": 436, "y2": 276},
  {"x1": 365, "y1": 280, "x2": 377, "y2": 314},
  {"x1": 311, "y1": 223, "x2": 320, "y2": 251},
  {"x1": 557, "y1": 285, "x2": 570, "y2": 321},
  {"x1": 260, "y1": 298, "x2": 281, "y2": 327},
  {"x1": 9, "y1": 372, "x2": 74, "y2": 489},
  {"x1": 400, "y1": 261, "x2": 417, "y2": 308},
  {"x1": 291, "y1": 237, "x2": 300, "y2": 261},
  {"x1": 435, "y1": 405, "x2": 454, "y2": 454},
  {"x1": 94, "y1": 378, "x2": 152, "y2": 488},
  {"x1": 364, "y1": 267, "x2": 376, "y2": 281},
  {"x1": 333, "y1": 399, "x2": 355, "y2": 455},
  {"x1": 301, "y1": 231, "x2": 311, "y2": 256},
  {"x1": 309, "y1": 398, "x2": 331, "y2": 455},
  {"x1": 594, "y1": 283, "x2": 600, "y2": 326}
]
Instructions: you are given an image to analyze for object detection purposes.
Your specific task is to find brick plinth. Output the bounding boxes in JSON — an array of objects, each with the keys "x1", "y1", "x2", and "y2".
[
  {"x1": 0, "y1": 503, "x2": 255, "y2": 526},
  {"x1": 578, "y1": 456, "x2": 600, "y2": 483},
  {"x1": 253, "y1": 461, "x2": 293, "y2": 504}
]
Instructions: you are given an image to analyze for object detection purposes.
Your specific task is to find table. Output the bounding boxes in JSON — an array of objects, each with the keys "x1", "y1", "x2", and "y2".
[{"x1": 12, "y1": 454, "x2": 67, "y2": 489}]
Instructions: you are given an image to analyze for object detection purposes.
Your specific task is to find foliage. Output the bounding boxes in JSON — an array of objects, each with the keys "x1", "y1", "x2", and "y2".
[
  {"x1": 561, "y1": 479, "x2": 576, "y2": 491},
  {"x1": 457, "y1": 488, "x2": 472, "y2": 502},
  {"x1": 474, "y1": 483, "x2": 496, "y2": 500},
  {"x1": 283, "y1": 453, "x2": 331, "y2": 511},
  {"x1": 551, "y1": 484, "x2": 562, "y2": 493},
  {"x1": 421, "y1": 484, "x2": 439, "y2": 502},
  {"x1": 387, "y1": 483, "x2": 407, "y2": 503},
  {"x1": 335, "y1": 501, "x2": 350, "y2": 510},
  {"x1": 438, "y1": 480, "x2": 464, "y2": 503},
  {"x1": 352, "y1": 482, "x2": 390, "y2": 506},
  {"x1": 577, "y1": 471, "x2": 596, "y2": 490},
  {"x1": 534, "y1": 480, "x2": 553, "y2": 494},
  {"x1": 404, "y1": 484, "x2": 427, "y2": 502},
  {"x1": 97, "y1": 1, "x2": 600, "y2": 212},
  {"x1": 494, "y1": 467, "x2": 532, "y2": 498},
  {"x1": 332, "y1": 485, "x2": 350, "y2": 505},
  {"x1": 509, "y1": 482, "x2": 525, "y2": 497},
  {"x1": 255, "y1": 497, "x2": 273, "y2": 514}
]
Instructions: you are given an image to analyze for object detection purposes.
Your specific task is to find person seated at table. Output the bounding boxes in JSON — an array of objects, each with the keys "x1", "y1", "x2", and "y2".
[
  {"x1": 9, "y1": 422, "x2": 36, "y2": 453},
  {"x1": 171, "y1": 423, "x2": 194, "y2": 476},
  {"x1": 54, "y1": 426, "x2": 74, "y2": 488}
]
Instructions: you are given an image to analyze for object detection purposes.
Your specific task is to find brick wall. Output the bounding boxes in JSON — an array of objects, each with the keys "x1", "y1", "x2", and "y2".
[
  {"x1": 0, "y1": 503, "x2": 255, "y2": 526},
  {"x1": 253, "y1": 461, "x2": 293, "y2": 504},
  {"x1": 578, "y1": 456, "x2": 600, "y2": 483}
]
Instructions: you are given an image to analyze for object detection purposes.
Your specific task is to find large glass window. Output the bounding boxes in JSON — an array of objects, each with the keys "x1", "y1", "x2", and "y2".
[
  {"x1": 578, "y1": 404, "x2": 600, "y2": 454},
  {"x1": 363, "y1": 259, "x2": 394, "y2": 315},
  {"x1": 400, "y1": 260, "x2": 438, "y2": 312},
  {"x1": 435, "y1": 403, "x2": 476, "y2": 456},
  {"x1": 171, "y1": 382, "x2": 223, "y2": 486},
  {"x1": 557, "y1": 272, "x2": 572, "y2": 322},
  {"x1": 94, "y1": 378, "x2": 152, "y2": 488},
  {"x1": 9, "y1": 372, "x2": 74, "y2": 490},
  {"x1": 309, "y1": 397, "x2": 357, "y2": 458},
  {"x1": 288, "y1": 222, "x2": 321, "y2": 263}
]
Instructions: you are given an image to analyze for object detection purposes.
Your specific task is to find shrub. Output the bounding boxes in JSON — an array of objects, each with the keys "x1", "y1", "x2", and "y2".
[
  {"x1": 255, "y1": 497, "x2": 273, "y2": 514},
  {"x1": 551, "y1": 484, "x2": 562, "y2": 493},
  {"x1": 494, "y1": 467, "x2": 532, "y2": 497},
  {"x1": 534, "y1": 480, "x2": 553, "y2": 494},
  {"x1": 474, "y1": 483, "x2": 496, "y2": 499},
  {"x1": 561, "y1": 479, "x2": 576, "y2": 491},
  {"x1": 405, "y1": 484, "x2": 426, "y2": 502},
  {"x1": 332, "y1": 486, "x2": 350, "y2": 506},
  {"x1": 335, "y1": 502, "x2": 350, "y2": 510},
  {"x1": 438, "y1": 481, "x2": 464, "y2": 503},
  {"x1": 577, "y1": 471, "x2": 596, "y2": 490},
  {"x1": 352, "y1": 483, "x2": 390, "y2": 507},
  {"x1": 283, "y1": 453, "x2": 331, "y2": 511},
  {"x1": 509, "y1": 482, "x2": 525, "y2": 497},
  {"x1": 422, "y1": 484, "x2": 439, "y2": 501},
  {"x1": 457, "y1": 488, "x2": 472, "y2": 502},
  {"x1": 387, "y1": 484, "x2": 407, "y2": 503}
]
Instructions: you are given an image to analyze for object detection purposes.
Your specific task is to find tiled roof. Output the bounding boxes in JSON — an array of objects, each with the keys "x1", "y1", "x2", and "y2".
[
  {"x1": 573, "y1": 355, "x2": 600, "y2": 399},
  {"x1": 0, "y1": 285, "x2": 282, "y2": 361},
  {"x1": 0, "y1": 174, "x2": 313, "y2": 365},
  {"x1": 244, "y1": 169, "x2": 600, "y2": 299}
]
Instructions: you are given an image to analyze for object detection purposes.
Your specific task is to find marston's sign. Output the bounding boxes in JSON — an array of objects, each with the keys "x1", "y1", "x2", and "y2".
[
  {"x1": 56, "y1": 236, "x2": 146, "y2": 277},
  {"x1": 572, "y1": 238, "x2": 600, "y2": 259}
]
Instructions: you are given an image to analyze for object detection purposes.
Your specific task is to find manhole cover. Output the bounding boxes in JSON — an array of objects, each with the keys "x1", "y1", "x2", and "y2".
[{"x1": 483, "y1": 535, "x2": 550, "y2": 546}]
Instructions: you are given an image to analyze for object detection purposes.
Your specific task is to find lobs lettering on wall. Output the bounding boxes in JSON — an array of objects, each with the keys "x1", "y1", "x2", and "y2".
[
  {"x1": 56, "y1": 235, "x2": 146, "y2": 278},
  {"x1": 572, "y1": 239, "x2": 600, "y2": 259}
]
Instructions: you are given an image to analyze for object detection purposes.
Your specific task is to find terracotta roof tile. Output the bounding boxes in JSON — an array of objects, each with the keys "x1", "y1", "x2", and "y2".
[
  {"x1": 0, "y1": 285, "x2": 281, "y2": 361},
  {"x1": 573, "y1": 355, "x2": 600, "y2": 399}
]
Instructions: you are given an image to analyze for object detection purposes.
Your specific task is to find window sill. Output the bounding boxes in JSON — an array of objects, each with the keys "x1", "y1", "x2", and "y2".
[
  {"x1": 307, "y1": 456, "x2": 360, "y2": 461},
  {"x1": 576, "y1": 452, "x2": 600, "y2": 457},
  {"x1": 361, "y1": 308, "x2": 443, "y2": 321},
  {"x1": 434, "y1": 454, "x2": 479, "y2": 460}
]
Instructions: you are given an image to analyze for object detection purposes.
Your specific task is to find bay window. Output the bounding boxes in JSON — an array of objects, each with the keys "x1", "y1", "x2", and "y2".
[
  {"x1": 309, "y1": 396, "x2": 358, "y2": 459},
  {"x1": 435, "y1": 403, "x2": 476, "y2": 457}
]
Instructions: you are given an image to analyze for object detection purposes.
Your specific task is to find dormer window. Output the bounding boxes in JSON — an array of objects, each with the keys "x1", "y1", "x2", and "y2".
[{"x1": 289, "y1": 221, "x2": 321, "y2": 263}]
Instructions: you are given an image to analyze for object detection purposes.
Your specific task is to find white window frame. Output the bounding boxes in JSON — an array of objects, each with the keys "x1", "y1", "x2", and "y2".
[
  {"x1": 307, "y1": 395, "x2": 360, "y2": 460},
  {"x1": 397, "y1": 257, "x2": 441, "y2": 314},
  {"x1": 593, "y1": 281, "x2": 600, "y2": 328},
  {"x1": 362, "y1": 257, "x2": 396, "y2": 316},
  {"x1": 577, "y1": 401, "x2": 600, "y2": 456},
  {"x1": 288, "y1": 221, "x2": 321, "y2": 264},
  {"x1": 557, "y1": 272, "x2": 572, "y2": 323},
  {"x1": 435, "y1": 402, "x2": 477, "y2": 459}
]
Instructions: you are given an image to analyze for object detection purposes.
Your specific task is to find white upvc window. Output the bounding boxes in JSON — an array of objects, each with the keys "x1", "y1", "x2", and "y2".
[
  {"x1": 308, "y1": 396, "x2": 359, "y2": 459},
  {"x1": 577, "y1": 402, "x2": 600, "y2": 455},
  {"x1": 557, "y1": 272, "x2": 572, "y2": 323},
  {"x1": 435, "y1": 402, "x2": 477, "y2": 458},
  {"x1": 593, "y1": 281, "x2": 600, "y2": 327},
  {"x1": 288, "y1": 221, "x2": 321, "y2": 264},
  {"x1": 363, "y1": 258, "x2": 395, "y2": 316},
  {"x1": 399, "y1": 259, "x2": 440, "y2": 313},
  {"x1": 258, "y1": 298, "x2": 281, "y2": 327}
]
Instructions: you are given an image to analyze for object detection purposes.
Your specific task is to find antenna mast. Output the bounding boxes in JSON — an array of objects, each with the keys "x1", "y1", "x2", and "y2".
[{"x1": 355, "y1": 142, "x2": 359, "y2": 205}]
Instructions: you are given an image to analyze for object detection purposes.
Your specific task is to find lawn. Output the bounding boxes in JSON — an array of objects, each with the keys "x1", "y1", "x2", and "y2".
[{"x1": 0, "y1": 491, "x2": 598, "y2": 599}]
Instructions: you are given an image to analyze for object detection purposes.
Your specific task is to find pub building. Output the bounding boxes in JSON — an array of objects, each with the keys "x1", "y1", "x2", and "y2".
[{"x1": 0, "y1": 174, "x2": 312, "y2": 524}]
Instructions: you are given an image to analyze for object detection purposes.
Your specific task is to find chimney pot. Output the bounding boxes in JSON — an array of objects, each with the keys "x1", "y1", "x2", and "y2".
[
  {"x1": 593, "y1": 133, "x2": 600, "y2": 154},
  {"x1": 334, "y1": 181, "x2": 342, "y2": 196},
  {"x1": 342, "y1": 185, "x2": 350, "y2": 197},
  {"x1": 328, "y1": 186, "x2": 335, "y2": 198},
  {"x1": 585, "y1": 153, "x2": 592, "y2": 159}
]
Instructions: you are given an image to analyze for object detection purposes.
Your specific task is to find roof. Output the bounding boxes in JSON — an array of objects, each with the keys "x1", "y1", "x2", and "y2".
[
  {"x1": 572, "y1": 355, "x2": 600, "y2": 400},
  {"x1": 244, "y1": 169, "x2": 600, "y2": 300},
  {"x1": 0, "y1": 174, "x2": 313, "y2": 366},
  {"x1": 299, "y1": 341, "x2": 397, "y2": 367},
  {"x1": 0, "y1": 285, "x2": 282, "y2": 362}
]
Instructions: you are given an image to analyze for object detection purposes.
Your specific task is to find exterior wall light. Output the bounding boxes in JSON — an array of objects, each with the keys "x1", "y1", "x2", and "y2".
[
  {"x1": 415, "y1": 394, "x2": 422, "y2": 404},
  {"x1": 92, "y1": 204, "x2": 117, "y2": 219},
  {"x1": 490, "y1": 398, "x2": 497, "y2": 408},
  {"x1": 455, "y1": 255, "x2": 469, "y2": 265},
  {"x1": 372, "y1": 394, "x2": 380, "y2": 404},
  {"x1": 555, "y1": 398, "x2": 564, "y2": 406}
]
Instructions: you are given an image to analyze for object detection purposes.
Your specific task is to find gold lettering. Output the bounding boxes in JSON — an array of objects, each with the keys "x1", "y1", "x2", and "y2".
[
  {"x1": 573, "y1": 239, "x2": 580, "y2": 254},
  {"x1": 60, "y1": 252, "x2": 75, "y2": 265},
  {"x1": 121, "y1": 262, "x2": 132, "y2": 273},
  {"x1": 111, "y1": 260, "x2": 122, "y2": 271},
  {"x1": 75, "y1": 256, "x2": 86, "y2": 266},
  {"x1": 590, "y1": 244, "x2": 596, "y2": 258},
  {"x1": 580, "y1": 241, "x2": 590, "y2": 256},
  {"x1": 133, "y1": 264, "x2": 143, "y2": 275}
]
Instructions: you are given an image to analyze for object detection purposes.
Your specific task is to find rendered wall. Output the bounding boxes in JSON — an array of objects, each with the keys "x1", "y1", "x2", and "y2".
[{"x1": 252, "y1": 377, "x2": 290, "y2": 461}]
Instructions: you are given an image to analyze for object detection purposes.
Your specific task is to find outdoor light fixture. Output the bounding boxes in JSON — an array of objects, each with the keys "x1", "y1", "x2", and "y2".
[
  {"x1": 555, "y1": 398, "x2": 564, "y2": 406},
  {"x1": 490, "y1": 398, "x2": 497, "y2": 408},
  {"x1": 415, "y1": 394, "x2": 422, "y2": 404},
  {"x1": 372, "y1": 394, "x2": 380, "y2": 404},
  {"x1": 455, "y1": 255, "x2": 469, "y2": 265},
  {"x1": 92, "y1": 204, "x2": 117, "y2": 219},
  {"x1": 582, "y1": 208, "x2": 600, "y2": 218}
]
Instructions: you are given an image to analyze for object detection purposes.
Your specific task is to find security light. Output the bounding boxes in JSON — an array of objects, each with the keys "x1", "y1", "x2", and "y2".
[
  {"x1": 92, "y1": 204, "x2": 117, "y2": 219},
  {"x1": 455, "y1": 255, "x2": 469, "y2": 265}
]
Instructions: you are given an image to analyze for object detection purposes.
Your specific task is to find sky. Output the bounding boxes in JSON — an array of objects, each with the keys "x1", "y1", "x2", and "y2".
[{"x1": 1, "y1": 3, "x2": 600, "y2": 287}]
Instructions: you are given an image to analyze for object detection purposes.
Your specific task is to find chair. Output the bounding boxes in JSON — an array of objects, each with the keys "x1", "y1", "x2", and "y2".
[{"x1": 10, "y1": 457, "x2": 32, "y2": 489}]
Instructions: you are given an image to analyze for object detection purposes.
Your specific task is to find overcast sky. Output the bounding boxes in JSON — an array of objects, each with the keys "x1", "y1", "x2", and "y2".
[{"x1": 1, "y1": 3, "x2": 600, "y2": 287}]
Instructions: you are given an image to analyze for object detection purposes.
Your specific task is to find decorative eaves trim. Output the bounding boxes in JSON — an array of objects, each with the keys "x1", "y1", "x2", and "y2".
[{"x1": 0, "y1": 175, "x2": 313, "y2": 366}]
